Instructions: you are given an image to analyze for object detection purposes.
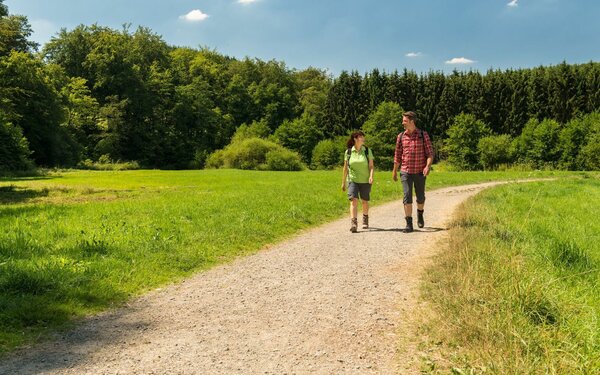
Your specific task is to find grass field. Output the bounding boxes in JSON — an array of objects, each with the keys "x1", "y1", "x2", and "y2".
[
  {"x1": 0, "y1": 168, "x2": 583, "y2": 354},
  {"x1": 420, "y1": 175, "x2": 600, "y2": 374}
]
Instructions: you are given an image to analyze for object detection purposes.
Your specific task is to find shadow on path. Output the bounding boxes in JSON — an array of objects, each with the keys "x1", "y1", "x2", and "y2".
[
  {"x1": 365, "y1": 226, "x2": 447, "y2": 233},
  {"x1": 0, "y1": 312, "x2": 153, "y2": 375}
]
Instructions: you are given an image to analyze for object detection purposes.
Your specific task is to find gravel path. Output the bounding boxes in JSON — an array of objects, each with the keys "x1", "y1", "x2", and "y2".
[{"x1": 0, "y1": 182, "x2": 502, "y2": 375}]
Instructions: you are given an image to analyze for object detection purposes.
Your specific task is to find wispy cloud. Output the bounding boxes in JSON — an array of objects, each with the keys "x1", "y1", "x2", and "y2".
[
  {"x1": 445, "y1": 57, "x2": 476, "y2": 65},
  {"x1": 406, "y1": 52, "x2": 422, "y2": 58},
  {"x1": 238, "y1": 0, "x2": 259, "y2": 4},
  {"x1": 507, "y1": 0, "x2": 518, "y2": 8},
  {"x1": 179, "y1": 10, "x2": 209, "y2": 22}
]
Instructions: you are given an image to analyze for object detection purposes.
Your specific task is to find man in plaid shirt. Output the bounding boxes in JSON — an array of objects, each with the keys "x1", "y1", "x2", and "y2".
[{"x1": 392, "y1": 111, "x2": 434, "y2": 233}]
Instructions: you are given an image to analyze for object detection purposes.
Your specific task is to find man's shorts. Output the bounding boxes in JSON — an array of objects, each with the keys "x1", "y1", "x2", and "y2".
[
  {"x1": 347, "y1": 182, "x2": 371, "y2": 201},
  {"x1": 400, "y1": 172, "x2": 426, "y2": 204}
]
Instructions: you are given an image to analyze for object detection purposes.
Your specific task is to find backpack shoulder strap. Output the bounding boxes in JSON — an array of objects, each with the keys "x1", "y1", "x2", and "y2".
[
  {"x1": 347, "y1": 146, "x2": 371, "y2": 160},
  {"x1": 420, "y1": 130, "x2": 428, "y2": 157},
  {"x1": 399, "y1": 132, "x2": 405, "y2": 149},
  {"x1": 401, "y1": 130, "x2": 425, "y2": 139}
]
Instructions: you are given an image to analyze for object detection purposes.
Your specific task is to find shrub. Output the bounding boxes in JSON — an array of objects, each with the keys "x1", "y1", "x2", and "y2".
[
  {"x1": 478, "y1": 134, "x2": 513, "y2": 170},
  {"x1": 273, "y1": 115, "x2": 323, "y2": 164},
  {"x1": 578, "y1": 133, "x2": 600, "y2": 171},
  {"x1": 188, "y1": 149, "x2": 209, "y2": 169},
  {"x1": 361, "y1": 101, "x2": 403, "y2": 170},
  {"x1": 444, "y1": 113, "x2": 492, "y2": 170},
  {"x1": 265, "y1": 149, "x2": 305, "y2": 171},
  {"x1": 512, "y1": 118, "x2": 561, "y2": 168},
  {"x1": 76, "y1": 155, "x2": 140, "y2": 170},
  {"x1": 229, "y1": 120, "x2": 271, "y2": 144},
  {"x1": 558, "y1": 116, "x2": 587, "y2": 170},
  {"x1": 227, "y1": 138, "x2": 278, "y2": 170},
  {"x1": 560, "y1": 112, "x2": 600, "y2": 170},
  {"x1": 311, "y1": 137, "x2": 347, "y2": 169},
  {"x1": 206, "y1": 137, "x2": 304, "y2": 171},
  {"x1": 205, "y1": 149, "x2": 226, "y2": 169}
]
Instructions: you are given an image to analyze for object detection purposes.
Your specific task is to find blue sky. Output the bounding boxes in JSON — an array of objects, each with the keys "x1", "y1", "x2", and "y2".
[{"x1": 5, "y1": 0, "x2": 599, "y2": 75}]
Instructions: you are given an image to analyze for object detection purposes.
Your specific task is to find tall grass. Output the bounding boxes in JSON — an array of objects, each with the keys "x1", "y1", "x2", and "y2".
[
  {"x1": 0, "y1": 169, "x2": 581, "y2": 354},
  {"x1": 421, "y1": 176, "x2": 600, "y2": 373}
]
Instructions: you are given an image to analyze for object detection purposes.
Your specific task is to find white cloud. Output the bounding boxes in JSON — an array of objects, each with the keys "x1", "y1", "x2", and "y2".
[
  {"x1": 179, "y1": 10, "x2": 209, "y2": 22},
  {"x1": 507, "y1": 0, "x2": 518, "y2": 7},
  {"x1": 445, "y1": 57, "x2": 476, "y2": 65},
  {"x1": 238, "y1": 0, "x2": 259, "y2": 4},
  {"x1": 405, "y1": 52, "x2": 422, "y2": 58}
]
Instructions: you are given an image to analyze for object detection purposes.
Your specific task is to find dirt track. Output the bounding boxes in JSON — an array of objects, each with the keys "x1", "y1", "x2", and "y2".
[{"x1": 0, "y1": 182, "x2": 504, "y2": 374}]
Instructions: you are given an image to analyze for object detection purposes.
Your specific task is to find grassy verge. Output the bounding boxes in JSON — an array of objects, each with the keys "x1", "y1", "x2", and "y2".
[
  {"x1": 0, "y1": 169, "x2": 581, "y2": 354},
  {"x1": 419, "y1": 175, "x2": 600, "y2": 373}
]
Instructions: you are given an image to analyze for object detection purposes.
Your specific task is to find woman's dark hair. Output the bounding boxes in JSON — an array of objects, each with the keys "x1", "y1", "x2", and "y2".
[{"x1": 347, "y1": 131, "x2": 365, "y2": 148}]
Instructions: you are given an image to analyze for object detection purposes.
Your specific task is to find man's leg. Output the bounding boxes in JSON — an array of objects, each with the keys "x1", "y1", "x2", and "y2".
[
  {"x1": 401, "y1": 173, "x2": 414, "y2": 233},
  {"x1": 414, "y1": 174, "x2": 426, "y2": 228},
  {"x1": 404, "y1": 203, "x2": 412, "y2": 217},
  {"x1": 401, "y1": 172, "x2": 413, "y2": 216}
]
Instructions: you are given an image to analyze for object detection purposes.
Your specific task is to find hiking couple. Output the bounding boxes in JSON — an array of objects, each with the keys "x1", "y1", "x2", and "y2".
[{"x1": 342, "y1": 111, "x2": 434, "y2": 233}]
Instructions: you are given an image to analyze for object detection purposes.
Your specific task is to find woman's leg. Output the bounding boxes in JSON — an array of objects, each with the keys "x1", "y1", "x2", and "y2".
[
  {"x1": 362, "y1": 199, "x2": 369, "y2": 215},
  {"x1": 350, "y1": 198, "x2": 358, "y2": 218},
  {"x1": 360, "y1": 183, "x2": 371, "y2": 229},
  {"x1": 361, "y1": 200, "x2": 369, "y2": 229},
  {"x1": 350, "y1": 198, "x2": 359, "y2": 232}
]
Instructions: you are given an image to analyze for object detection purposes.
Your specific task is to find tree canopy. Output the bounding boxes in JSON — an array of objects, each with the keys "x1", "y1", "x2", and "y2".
[{"x1": 1, "y1": 1, "x2": 599, "y2": 172}]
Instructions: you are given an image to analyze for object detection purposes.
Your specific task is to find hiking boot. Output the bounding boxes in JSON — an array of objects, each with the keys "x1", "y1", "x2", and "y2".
[
  {"x1": 362, "y1": 214, "x2": 369, "y2": 229},
  {"x1": 350, "y1": 218, "x2": 358, "y2": 233},
  {"x1": 417, "y1": 209, "x2": 425, "y2": 228},
  {"x1": 403, "y1": 216, "x2": 414, "y2": 233}
]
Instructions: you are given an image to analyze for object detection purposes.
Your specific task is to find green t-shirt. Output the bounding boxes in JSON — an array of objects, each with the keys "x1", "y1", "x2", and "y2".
[{"x1": 345, "y1": 146, "x2": 374, "y2": 183}]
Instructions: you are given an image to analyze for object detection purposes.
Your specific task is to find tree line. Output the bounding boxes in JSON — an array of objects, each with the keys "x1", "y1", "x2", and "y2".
[{"x1": 1, "y1": 0, "x2": 599, "y2": 172}]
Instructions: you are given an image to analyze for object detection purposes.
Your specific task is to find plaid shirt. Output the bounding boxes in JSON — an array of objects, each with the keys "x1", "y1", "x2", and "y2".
[{"x1": 394, "y1": 129, "x2": 434, "y2": 174}]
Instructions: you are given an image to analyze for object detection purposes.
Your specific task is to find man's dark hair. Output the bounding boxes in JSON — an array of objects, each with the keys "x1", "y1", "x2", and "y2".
[{"x1": 403, "y1": 111, "x2": 417, "y2": 124}]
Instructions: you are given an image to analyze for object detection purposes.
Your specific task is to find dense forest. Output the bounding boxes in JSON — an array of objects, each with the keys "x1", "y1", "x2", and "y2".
[{"x1": 1, "y1": 0, "x2": 599, "y2": 172}]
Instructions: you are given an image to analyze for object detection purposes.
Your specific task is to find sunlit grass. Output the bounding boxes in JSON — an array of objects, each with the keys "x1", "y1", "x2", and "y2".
[
  {"x1": 420, "y1": 176, "x2": 600, "y2": 373},
  {"x1": 0, "y1": 168, "x2": 583, "y2": 354}
]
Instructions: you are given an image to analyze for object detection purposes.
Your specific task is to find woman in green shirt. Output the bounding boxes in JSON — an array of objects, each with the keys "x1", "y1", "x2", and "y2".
[{"x1": 341, "y1": 131, "x2": 375, "y2": 233}]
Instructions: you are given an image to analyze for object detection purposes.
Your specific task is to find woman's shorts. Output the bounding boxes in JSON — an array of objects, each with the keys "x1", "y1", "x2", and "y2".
[{"x1": 347, "y1": 182, "x2": 371, "y2": 201}]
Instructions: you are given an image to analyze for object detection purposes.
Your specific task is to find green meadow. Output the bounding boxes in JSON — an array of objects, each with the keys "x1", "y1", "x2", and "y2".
[
  {"x1": 0, "y1": 169, "x2": 586, "y2": 355},
  {"x1": 422, "y1": 176, "x2": 600, "y2": 373}
]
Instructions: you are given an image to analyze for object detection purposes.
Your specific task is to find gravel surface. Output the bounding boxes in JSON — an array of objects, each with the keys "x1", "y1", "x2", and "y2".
[{"x1": 0, "y1": 182, "x2": 502, "y2": 375}]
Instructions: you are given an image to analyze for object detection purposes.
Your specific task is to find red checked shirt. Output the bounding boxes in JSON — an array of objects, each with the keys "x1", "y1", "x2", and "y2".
[{"x1": 394, "y1": 129, "x2": 434, "y2": 174}]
